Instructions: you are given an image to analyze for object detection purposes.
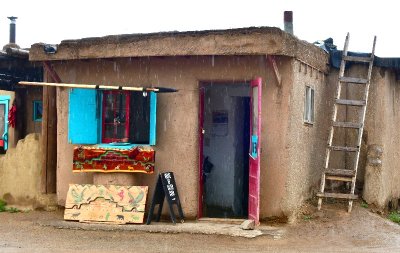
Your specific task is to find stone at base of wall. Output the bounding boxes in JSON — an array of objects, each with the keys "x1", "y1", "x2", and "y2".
[
  {"x1": 240, "y1": 219, "x2": 255, "y2": 230},
  {"x1": 363, "y1": 144, "x2": 387, "y2": 209}
]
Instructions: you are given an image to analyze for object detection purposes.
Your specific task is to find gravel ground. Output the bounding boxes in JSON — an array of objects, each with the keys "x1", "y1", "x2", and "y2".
[{"x1": 0, "y1": 203, "x2": 399, "y2": 252}]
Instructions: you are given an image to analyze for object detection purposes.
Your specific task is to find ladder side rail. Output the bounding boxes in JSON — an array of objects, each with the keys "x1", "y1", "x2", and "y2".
[
  {"x1": 348, "y1": 36, "x2": 376, "y2": 212},
  {"x1": 354, "y1": 36, "x2": 376, "y2": 171},
  {"x1": 318, "y1": 33, "x2": 351, "y2": 210}
]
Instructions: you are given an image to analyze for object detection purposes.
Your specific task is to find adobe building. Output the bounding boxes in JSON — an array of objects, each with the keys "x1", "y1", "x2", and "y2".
[
  {"x1": 19, "y1": 26, "x2": 400, "y2": 222},
  {"x1": 0, "y1": 17, "x2": 49, "y2": 209}
]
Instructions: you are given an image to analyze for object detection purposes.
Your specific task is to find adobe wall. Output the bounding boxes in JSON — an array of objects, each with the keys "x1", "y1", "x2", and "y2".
[
  {"x1": 25, "y1": 87, "x2": 43, "y2": 134},
  {"x1": 326, "y1": 64, "x2": 400, "y2": 210},
  {"x1": 51, "y1": 55, "x2": 296, "y2": 218},
  {"x1": 282, "y1": 60, "x2": 333, "y2": 221},
  {"x1": 361, "y1": 67, "x2": 400, "y2": 209},
  {"x1": 0, "y1": 133, "x2": 56, "y2": 209}
]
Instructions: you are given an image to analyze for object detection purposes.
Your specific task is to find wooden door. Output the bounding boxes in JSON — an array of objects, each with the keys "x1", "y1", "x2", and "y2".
[{"x1": 248, "y1": 77, "x2": 262, "y2": 224}]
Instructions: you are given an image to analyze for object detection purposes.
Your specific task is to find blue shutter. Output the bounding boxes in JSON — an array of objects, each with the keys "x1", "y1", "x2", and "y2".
[
  {"x1": 68, "y1": 88, "x2": 99, "y2": 144},
  {"x1": 149, "y1": 91, "x2": 157, "y2": 145}
]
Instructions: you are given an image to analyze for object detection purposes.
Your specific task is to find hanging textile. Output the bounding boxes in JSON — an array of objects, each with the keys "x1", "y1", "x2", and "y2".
[
  {"x1": 72, "y1": 145, "x2": 155, "y2": 173},
  {"x1": 8, "y1": 100, "x2": 16, "y2": 128}
]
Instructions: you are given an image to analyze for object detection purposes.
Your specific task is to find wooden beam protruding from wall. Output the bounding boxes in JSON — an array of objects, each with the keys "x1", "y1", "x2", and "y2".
[
  {"x1": 267, "y1": 55, "x2": 282, "y2": 87},
  {"x1": 43, "y1": 61, "x2": 62, "y2": 83}
]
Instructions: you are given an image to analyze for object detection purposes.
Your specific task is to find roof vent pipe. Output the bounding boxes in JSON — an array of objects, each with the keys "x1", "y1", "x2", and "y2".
[
  {"x1": 284, "y1": 11, "x2": 293, "y2": 35},
  {"x1": 7, "y1": 16, "x2": 17, "y2": 44}
]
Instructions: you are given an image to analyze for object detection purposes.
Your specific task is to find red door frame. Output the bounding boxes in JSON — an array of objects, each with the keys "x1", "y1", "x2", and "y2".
[{"x1": 197, "y1": 79, "x2": 262, "y2": 222}]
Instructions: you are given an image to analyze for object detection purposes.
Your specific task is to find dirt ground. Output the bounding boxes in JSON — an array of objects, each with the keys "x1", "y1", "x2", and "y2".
[{"x1": 0, "y1": 202, "x2": 399, "y2": 253}]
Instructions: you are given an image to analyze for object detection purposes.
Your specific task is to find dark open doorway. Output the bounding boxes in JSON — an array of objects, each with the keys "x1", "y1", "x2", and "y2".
[{"x1": 200, "y1": 83, "x2": 250, "y2": 218}]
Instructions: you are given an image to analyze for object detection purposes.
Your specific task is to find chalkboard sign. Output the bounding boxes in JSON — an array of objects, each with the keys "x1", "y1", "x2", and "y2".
[{"x1": 146, "y1": 172, "x2": 184, "y2": 224}]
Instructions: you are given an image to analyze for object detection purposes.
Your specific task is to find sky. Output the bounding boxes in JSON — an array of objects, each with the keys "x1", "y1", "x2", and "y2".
[{"x1": 0, "y1": 0, "x2": 398, "y2": 57}]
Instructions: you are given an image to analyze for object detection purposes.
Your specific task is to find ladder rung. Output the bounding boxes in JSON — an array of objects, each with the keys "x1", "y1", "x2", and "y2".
[
  {"x1": 336, "y1": 99, "x2": 366, "y2": 106},
  {"x1": 328, "y1": 145, "x2": 359, "y2": 152},
  {"x1": 343, "y1": 55, "x2": 373, "y2": 63},
  {"x1": 317, "y1": 192, "x2": 358, "y2": 200},
  {"x1": 325, "y1": 169, "x2": 356, "y2": 176},
  {"x1": 332, "y1": 122, "x2": 363, "y2": 129},
  {"x1": 325, "y1": 175, "x2": 353, "y2": 182},
  {"x1": 339, "y1": 77, "x2": 368, "y2": 84}
]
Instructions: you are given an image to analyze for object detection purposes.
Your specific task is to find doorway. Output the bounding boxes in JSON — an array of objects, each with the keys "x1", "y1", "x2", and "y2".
[{"x1": 200, "y1": 83, "x2": 251, "y2": 218}]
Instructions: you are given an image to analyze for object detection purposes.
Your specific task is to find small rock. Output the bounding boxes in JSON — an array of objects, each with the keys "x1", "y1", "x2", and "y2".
[{"x1": 240, "y1": 219, "x2": 255, "y2": 230}]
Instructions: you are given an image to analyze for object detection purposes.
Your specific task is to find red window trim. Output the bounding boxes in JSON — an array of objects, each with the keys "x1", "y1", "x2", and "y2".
[{"x1": 101, "y1": 90, "x2": 131, "y2": 143}]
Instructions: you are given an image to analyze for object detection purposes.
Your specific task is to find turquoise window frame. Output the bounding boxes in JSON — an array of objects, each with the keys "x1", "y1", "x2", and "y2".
[
  {"x1": 33, "y1": 100, "x2": 43, "y2": 122},
  {"x1": 0, "y1": 95, "x2": 10, "y2": 150},
  {"x1": 98, "y1": 91, "x2": 157, "y2": 148}
]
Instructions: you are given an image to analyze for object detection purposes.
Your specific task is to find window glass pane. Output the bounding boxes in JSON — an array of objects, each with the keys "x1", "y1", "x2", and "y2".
[
  {"x1": 104, "y1": 124, "x2": 114, "y2": 139},
  {"x1": 0, "y1": 104, "x2": 4, "y2": 136},
  {"x1": 116, "y1": 125, "x2": 127, "y2": 139},
  {"x1": 304, "y1": 86, "x2": 314, "y2": 123},
  {"x1": 32, "y1": 101, "x2": 43, "y2": 122},
  {"x1": 104, "y1": 94, "x2": 114, "y2": 123},
  {"x1": 102, "y1": 91, "x2": 129, "y2": 143},
  {"x1": 304, "y1": 88, "x2": 308, "y2": 121},
  {"x1": 310, "y1": 89, "x2": 315, "y2": 122},
  {"x1": 129, "y1": 92, "x2": 150, "y2": 144}
]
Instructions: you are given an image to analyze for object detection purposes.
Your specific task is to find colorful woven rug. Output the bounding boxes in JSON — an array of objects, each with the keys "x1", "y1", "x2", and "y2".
[{"x1": 73, "y1": 145, "x2": 155, "y2": 173}]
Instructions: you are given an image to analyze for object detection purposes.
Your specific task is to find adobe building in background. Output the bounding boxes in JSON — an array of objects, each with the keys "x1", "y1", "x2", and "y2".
[
  {"x1": 0, "y1": 17, "x2": 49, "y2": 209},
  {"x1": 25, "y1": 25, "x2": 400, "y2": 222}
]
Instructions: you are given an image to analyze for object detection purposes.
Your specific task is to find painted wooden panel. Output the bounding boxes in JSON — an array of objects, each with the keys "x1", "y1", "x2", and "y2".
[
  {"x1": 149, "y1": 91, "x2": 157, "y2": 145},
  {"x1": 68, "y1": 88, "x2": 99, "y2": 144},
  {"x1": 64, "y1": 184, "x2": 148, "y2": 224}
]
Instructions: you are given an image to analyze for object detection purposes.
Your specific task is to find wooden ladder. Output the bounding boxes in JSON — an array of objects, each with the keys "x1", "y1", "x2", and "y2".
[{"x1": 317, "y1": 33, "x2": 376, "y2": 212}]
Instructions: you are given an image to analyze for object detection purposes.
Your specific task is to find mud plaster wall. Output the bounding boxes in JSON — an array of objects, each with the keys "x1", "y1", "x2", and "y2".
[
  {"x1": 0, "y1": 90, "x2": 16, "y2": 148},
  {"x1": 326, "y1": 65, "x2": 400, "y2": 209},
  {"x1": 25, "y1": 87, "x2": 43, "y2": 134},
  {"x1": 0, "y1": 134, "x2": 45, "y2": 207},
  {"x1": 52, "y1": 55, "x2": 296, "y2": 218},
  {"x1": 360, "y1": 67, "x2": 400, "y2": 208},
  {"x1": 282, "y1": 60, "x2": 332, "y2": 220}
]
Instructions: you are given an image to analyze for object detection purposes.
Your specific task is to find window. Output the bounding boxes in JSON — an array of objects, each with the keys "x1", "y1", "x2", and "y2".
[
  {"x1": 33, "y1": 100, "x2": 43, "y2": 122},
  {"x1": 102, "y1": 91, "x2": 130, "y2": 143},
  {"x1": 68, "y1": 88, "x2": 157, "y2": 146},
  {"x1": 304, "y1": 86, "x2": 314, "y2": 124}
]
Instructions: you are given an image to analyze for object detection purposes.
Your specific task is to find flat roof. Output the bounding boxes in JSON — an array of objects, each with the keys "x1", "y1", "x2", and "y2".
[{"x1": 29, "y1": 26, "x2": 328, "y2": 72}]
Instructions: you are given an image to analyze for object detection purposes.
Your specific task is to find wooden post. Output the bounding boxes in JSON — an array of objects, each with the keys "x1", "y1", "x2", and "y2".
[
  {"x1": 46, "y1": 85, "x2": 57, "y2": 193},
  {"x1": 41, "y1": 74, "x2": 49, "y2": 194},
  {"x1": 41, "y1": 64, "x2": 59, "y2": 194}
]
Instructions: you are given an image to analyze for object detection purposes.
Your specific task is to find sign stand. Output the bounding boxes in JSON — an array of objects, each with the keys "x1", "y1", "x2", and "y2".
[{"x1": 146, "y1": 172, "x2": 184, "y2": 225}]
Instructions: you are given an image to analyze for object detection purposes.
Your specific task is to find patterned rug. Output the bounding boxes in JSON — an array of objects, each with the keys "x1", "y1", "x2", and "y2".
[{"x1": 73, "y1": 145, "x2": 155, "y2": 173}]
